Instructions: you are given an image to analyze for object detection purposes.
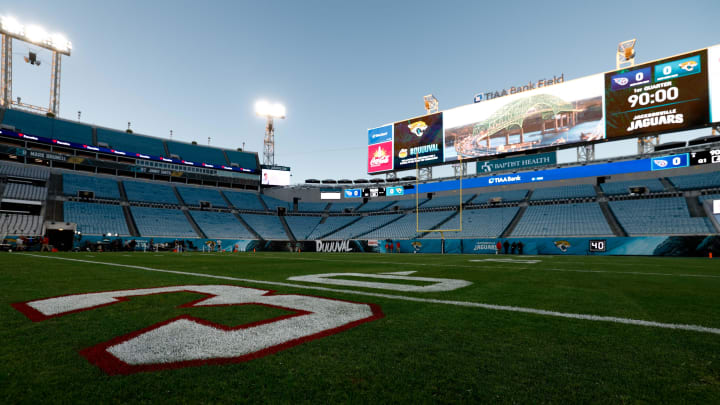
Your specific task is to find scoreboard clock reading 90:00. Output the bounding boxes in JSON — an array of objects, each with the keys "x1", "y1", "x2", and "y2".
[{"x1": 605, "y1": 49, "x2": 710, "y2": 138}]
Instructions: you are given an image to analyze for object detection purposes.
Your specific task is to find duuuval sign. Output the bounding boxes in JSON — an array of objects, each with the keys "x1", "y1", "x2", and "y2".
[{"x1": 476, "y1": 152, "x2": 557, "y2": 174}]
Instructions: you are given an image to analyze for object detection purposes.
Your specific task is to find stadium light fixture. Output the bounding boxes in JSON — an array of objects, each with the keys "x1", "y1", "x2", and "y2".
[
  {"x1": 0, "y1": 15, "x2": 72, "y2": 55},
  {"x1": 255, "y1": 100, "x2": 286, "y2": 119}
]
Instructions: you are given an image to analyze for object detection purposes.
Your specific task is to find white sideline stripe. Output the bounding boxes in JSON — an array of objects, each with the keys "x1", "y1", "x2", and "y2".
[
  {"x1": 246, "y1": 255, "x2": 720, "y2": 279},
  {"x1": 19, "y1": 254, "x2": 720, "y2": 337}
]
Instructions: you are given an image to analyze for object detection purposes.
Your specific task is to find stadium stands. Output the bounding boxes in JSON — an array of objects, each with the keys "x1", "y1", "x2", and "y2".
[
  {"x1": 323, "y1": 214, "x2": 400, "y2": 240},
  {"x1": 442, "y1": 207, "x2": 520, "y2": 238},
  {"x1": 362, "y1": 211, "x2": 456, "y2": 239},
  {"x1": 64, "y1": 202, "x2": 129, "y2": 236},
  {"x1": 2, "y1": 183, "x2": 47, "y2": 201},
  {"x1": 601, "y1": 178, "x2": 666, "y2": 195},
  {"x1": 225, "y1": 150, "x2": 259, "y2": 171},
  {"x1": 123, "y1": 180, "x2": 178, "y2": 205},
  {"x1": 357, "y1": 201, "x2": 395, "y2": 212},
  {"x1": 296, "y1": 202, "x2": 328, "y2": 212},
  {"x1": 261, "y1": 195, "x2": 291, "y2": 211},
  {"x1": 471, "y1": 189, "x2": 528, "y2": 204},
  {"x1": 328, "y1": 202, "x2": 361, "y2": 213},
  {"x1": 1, "y1": 109, "x2": 92, "y2": 144},
  {"x1": 0, "y1": 161, "x2": 49, "y2": 180},
  {"x1": 529, "y1": 185, "x2": 596, "y2": 201},
  {"x1": 512, "y1": 203, "x2": 611, "y2": 237},
  {"x1": 176, "y1": 186, "x2": 227, "y2": 208},
  {"x1": 610, "y1": 197, "x2": 715, "y2": 235},
  {"x1": 166, "y1": 141, "x2": 229, "y2": 167},
  {"x1": 189, "y1": 211, "x2": 255, "y2": 239},
  {"x1": 0, "y1": 213, "x2": 43, "y2": 235},
  {"x1": 668, "y1": 172, "x2": 720, "y2": 191},
  {"x1": 130, "y1": 206, "x2": 196, "y2": 238},
  {"x1": 389, "y1": 198, "x2": 428, "y2": 210},
  {"x1": 97, "y1": 128, "x2": 166, "y2": 157},
  {"x1": 224, "y1": 191, "x2": 266, "y2": 211},
  {"x1": 422, "y1": 194, "x2": 474, "y2": 209},
  {"x1": 306, "y1": 216, "x2": 358, "y2": 239},
  {"x1": 238, "y1": 213, "x2": 288, "y2": 240},
  {"x1": 285, "y1": 216, "x2": 323, "y2": 240},
  {"x1": 62, "y1": 173, "x2": 120, "y2": 199}
]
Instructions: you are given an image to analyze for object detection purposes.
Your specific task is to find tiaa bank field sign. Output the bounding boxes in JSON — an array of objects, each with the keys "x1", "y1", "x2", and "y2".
[{"x1": 476, "y1": 152, "x2": 557, "y2": 174}]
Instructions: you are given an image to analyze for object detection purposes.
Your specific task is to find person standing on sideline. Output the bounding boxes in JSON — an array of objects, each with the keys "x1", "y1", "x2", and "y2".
[
  {"x1": 518, "y1": 241, "x2": 524, "y2": 255},
  {"x1": 496, "y1": 241, "x2": 502, "y2": 254},
  {"x1": 41, "y1": 235, "x2": 51, "y2": 252},
  {"x1": 503, "y1": 240, "x2": 510, "y2": 255}
]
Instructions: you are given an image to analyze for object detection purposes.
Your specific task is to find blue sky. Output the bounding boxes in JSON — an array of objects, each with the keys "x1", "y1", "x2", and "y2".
[{"x1": 4, "y1": 0, "x2": 720, "y2": 182}]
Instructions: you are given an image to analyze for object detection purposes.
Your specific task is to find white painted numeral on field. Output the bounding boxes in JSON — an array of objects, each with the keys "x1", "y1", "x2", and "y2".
[
  {"x1": 287, "y1": 272, "x2": 471, "y2": 292},
  {"x1": 12, "y1": 285, "x2": 383, "y2": 375}
]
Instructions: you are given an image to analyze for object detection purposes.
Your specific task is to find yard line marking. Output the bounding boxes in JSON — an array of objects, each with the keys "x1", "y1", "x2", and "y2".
[{"x1": 19, "y1": 254, "x2": 720, "y2": 337}]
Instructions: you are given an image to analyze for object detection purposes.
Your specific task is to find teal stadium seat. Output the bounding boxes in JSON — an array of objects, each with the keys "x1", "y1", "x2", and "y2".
[
  {"x1": 2, "y1": 109, "x2": 92, "y2": 144},
  {"x1": 97, "y1": 128, "x2": 166, "y2": 157}
]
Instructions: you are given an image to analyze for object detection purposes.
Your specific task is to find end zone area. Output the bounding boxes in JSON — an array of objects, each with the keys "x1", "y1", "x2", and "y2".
[{"x1": 2, "y1": 252, "x2": 720, "y2": 403}]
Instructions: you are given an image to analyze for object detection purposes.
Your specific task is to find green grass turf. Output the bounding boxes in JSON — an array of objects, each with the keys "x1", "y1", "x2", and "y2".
[{"x1": 2, "y1": 252, "x2": 720, "y2": 403}]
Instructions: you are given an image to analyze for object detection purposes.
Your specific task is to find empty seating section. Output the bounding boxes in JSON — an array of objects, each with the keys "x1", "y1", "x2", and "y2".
[
  {"x1": 190, "y1": 211, "x2": 254, "y2": 239},
  {"x1": 166, "y1": 141, "x2": 228, "y2": 166},
  {"x1": 669, "y1": 172, "x2": 720, "y2": 190},
  {"x1": 0, "y1": 213, "x2": 42, "y2": 235},
  {"x1": 123, "y1": 181, "x2": 178, "y2": 204},
  {"x1": 64, "y1": 202, "x2": 129, "y2": 235},
  {"x1": 610, "y1": 198, "x2": 714, "y2": 235},
  {"x1": 441, "y1": 207, "x2": 519, "y2": 238},
  {"x1": 297, "y1": 202, "x2": 328, "y2": 212},
  {"x1": 472, "y1": 189, "x2": 528, "y2": 204},
  {"x1": 261, "y1": 195, "x2": 290, "y2": 211},
  {"x1": 389, "y1": 198, "x2": 428, "y2": 210},
  {"x1": 225, "y1": 150, "x2": 259, "y2": 171},
  {"x1": 96, "y1": 128, "x2": 166, "y2": 157},
  {"x1": 63, "y1": 173, "x2": 120, "y2": 199},
  {"x1": 130, "y1": 206, "x2": 196, "y2": 237},
  {"x1": 364, "y1": 211, "x2": 456, "y2": 239},
  {"x1": 529, "y1": 185, "x2": 596, "y2": 201},
  {"x1": 328, "y1": 202, "x2": 360, "y2": 212},
  {"x1": 1, "y1": 109, "x2": 92, "y2": 144},
  {"x1": 238, "y1": 214, "x2": 288, "y2": 240},
  {"x1": 2, "y1": 183, "x2": 47, "y2": 200},
  {"x1": 601, "y1": 178, "x2": 666, "y2": 195},
  {"x1": 324, "y1": 214, "x2": 400, "y2": 239},
  {"x1": 422, "y1": 194, "x2": 474, "y2": 209},
  {"x1": 285, "y1": 216, "x2": 323, "y2": 240},
  {"x1": 306, "y1": 216, "x2": 357, "y2": 239},
  {"x1": 224, "y1": 191, "x2": 265, "y2": 211},
  {"x1": 0, "y1": 162, "x2": 49, "y2": 180},
  {"x1": 176, "y1": 186, "x2": 227, "y2": 207},
  {"x1": 512, "y1": 203, "x2": 611, "y2": 237},
  {"x1": 357, "y1": 201, "x2": 395, "y2": 212}
]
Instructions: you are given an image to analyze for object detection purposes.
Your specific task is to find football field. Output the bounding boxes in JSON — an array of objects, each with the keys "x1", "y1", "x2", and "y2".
[{"x1": 2, "y1": 252, "x2": 720, "y2": 403}]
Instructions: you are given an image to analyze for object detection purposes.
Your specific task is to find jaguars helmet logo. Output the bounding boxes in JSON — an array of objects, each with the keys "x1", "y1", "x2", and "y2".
[
  {"x1": 408, "y1": 121, "x2": 428, "y2": 137},
  {"x1": 554, "y1": 240, "x2": 571, "y2": 252},
  {"x1": 679, "y1": 60, "x2": 698, "y2": 72}
]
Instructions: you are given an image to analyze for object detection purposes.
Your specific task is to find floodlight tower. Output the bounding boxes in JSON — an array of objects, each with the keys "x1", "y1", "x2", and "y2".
[
  {"x1": 0, "y1": 15, "x2": 72, "y2": 115},
  {"x1": 255, "y1": 100, "x2": 286, "y2": 166}
]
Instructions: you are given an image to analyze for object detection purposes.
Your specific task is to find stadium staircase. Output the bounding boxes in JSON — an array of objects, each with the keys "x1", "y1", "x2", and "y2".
[
  {"x1": 116, "y1": 182, "x2": 140, "y2": 236},
  {"x1": 182, "y1": 209, "x2": 207, "y2": 238},
  {"x1": 172, "y1": 185, "x2": 186, "y2": 205},
  {"x1": 219, "y1": 191, "x2": 234, "y2": 209},
  {"x1": 279, "y1": 216, "x2": 296, "y2": 241},
  {"x1": 91, "y1": 127, "x2": 98, "y2": 145},
  {"x1": 45, "y1": 173, "x2": 64, "y2": 222},
  {"x1": 660, "y1": 178, "x2": 677, "y2": 192},
  {"x1": 598, "y1": 201, "x2": 627, "y2": 236},
  {"x1": 500, "y1": 205, "x2": 527, "y2": 237},
  {"x1": 232, "y1": 212, "x2": 263, "y2": 240},
  {"x1": 685, "y1": 194, "x2": 707, "y2": 218}
]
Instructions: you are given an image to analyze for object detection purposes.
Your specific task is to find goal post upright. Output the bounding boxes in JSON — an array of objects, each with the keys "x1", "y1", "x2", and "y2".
[{"x1": 415, "y1": 152, "x2": 463, "y2": 236}]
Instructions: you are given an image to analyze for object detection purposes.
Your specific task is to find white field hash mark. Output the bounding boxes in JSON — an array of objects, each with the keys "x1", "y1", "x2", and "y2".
[{"x1": 19, "y1": 254, "x2": 720, "y2": 337}]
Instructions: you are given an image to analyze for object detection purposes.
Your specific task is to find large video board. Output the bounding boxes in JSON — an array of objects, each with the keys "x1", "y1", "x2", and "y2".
[
  {"x1": 605, "y1": 49, "x2": 709, "y2": 138},
  {"x1": 444, "y1": 74, "x2": 604, "y2": 161},
  {"x1": 368, "y1": 43, "x2": 720, "y2": 174}
]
